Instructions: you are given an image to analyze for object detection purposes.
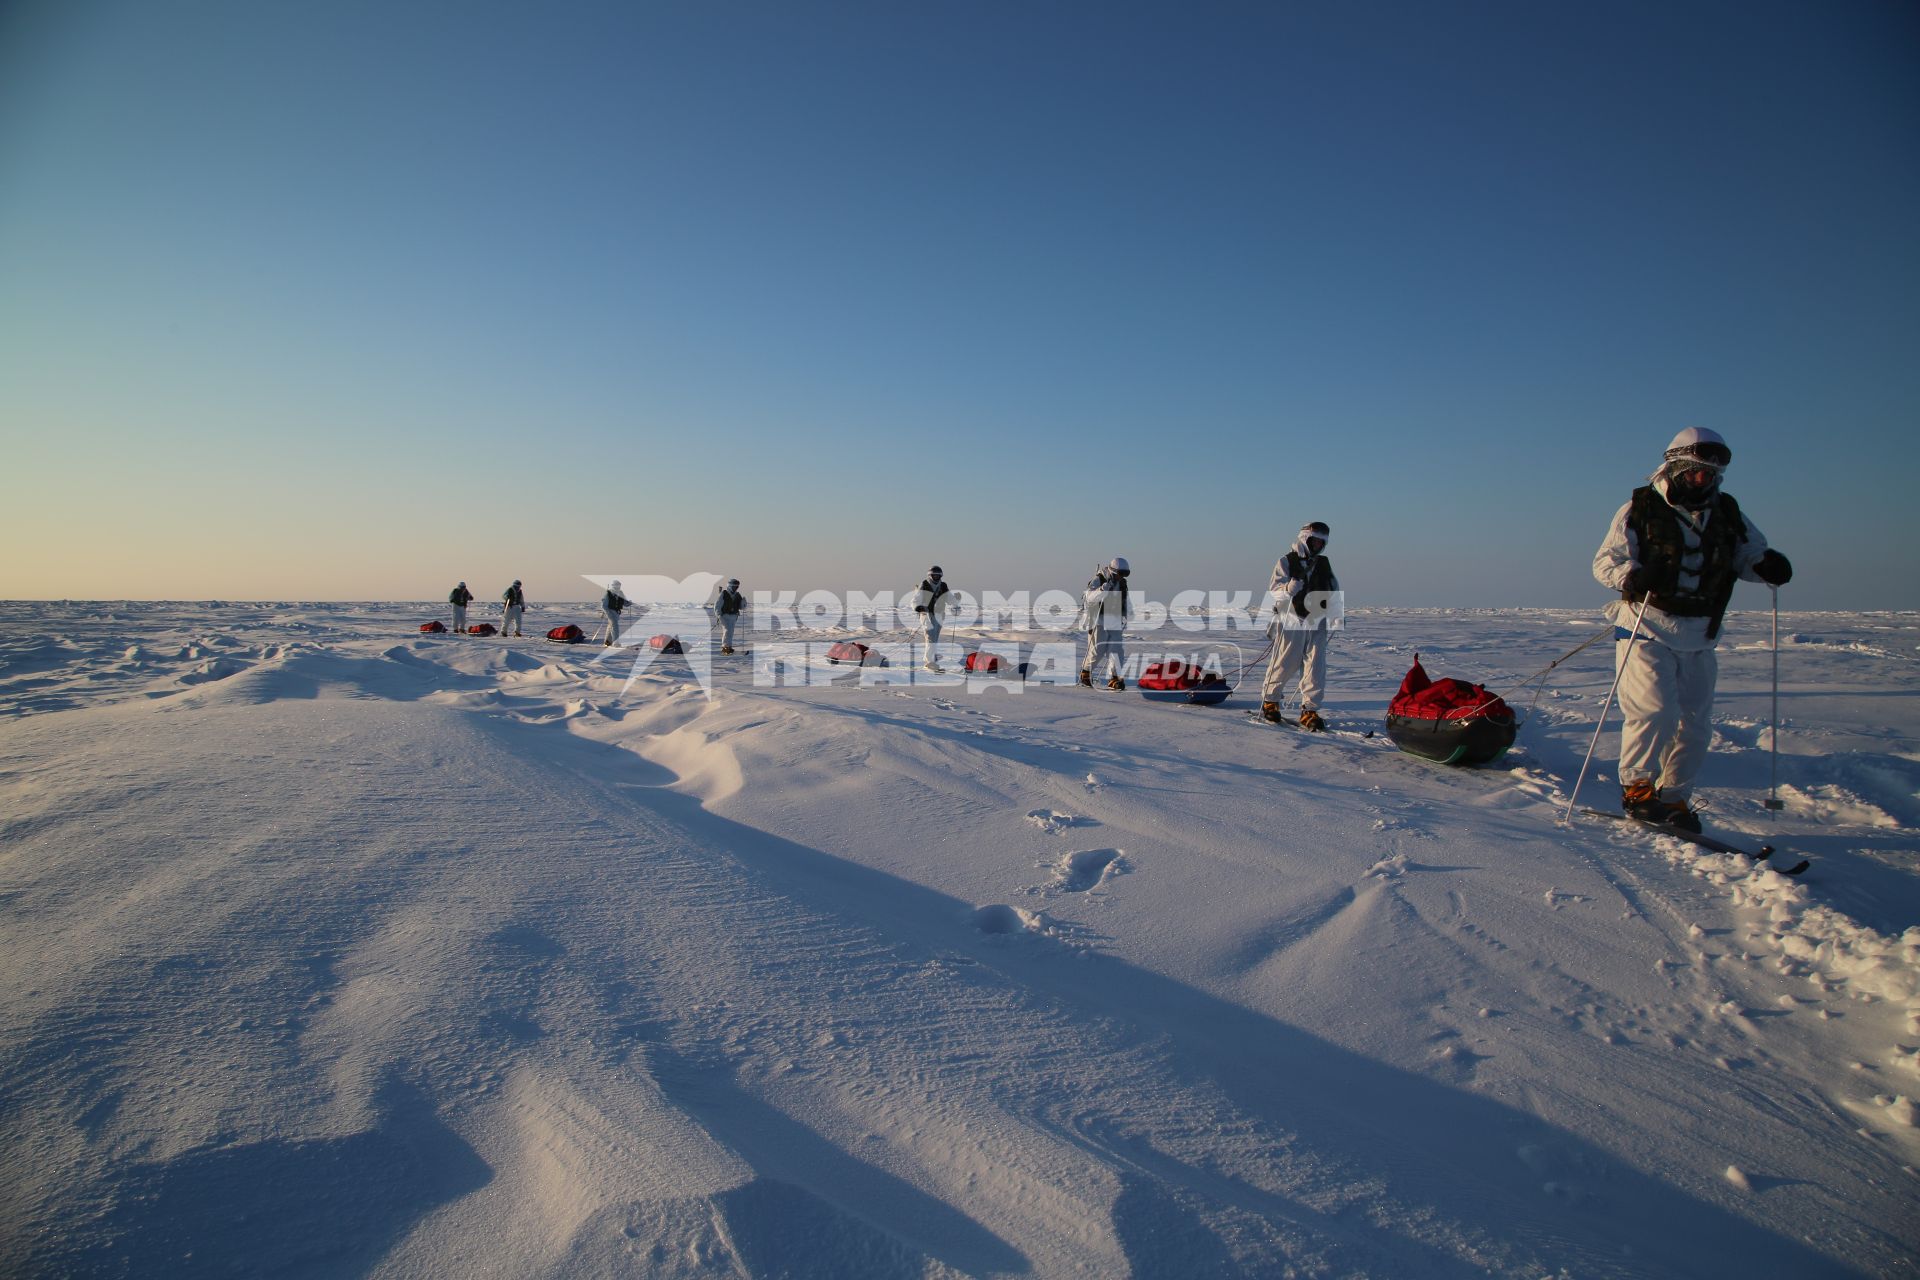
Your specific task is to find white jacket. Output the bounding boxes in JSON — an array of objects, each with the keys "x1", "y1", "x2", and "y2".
[
  {"x1": 1592, "y1": 472, "x2": 1771, "y2": 652},
  {"x1": 1083, "y1": 572, "x2": 1130, "y2": 633},
  {"x1": 908, "y1": 579, "x2": 952, "y2": 619},
  {"x1": 1268, "y1": 533, "x2": 1339, "y2": 622}
]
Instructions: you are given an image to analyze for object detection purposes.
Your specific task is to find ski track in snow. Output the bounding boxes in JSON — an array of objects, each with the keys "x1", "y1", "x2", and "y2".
[{"x1": 1, "y1": 602, "x2": 1918, "y2": 1277}]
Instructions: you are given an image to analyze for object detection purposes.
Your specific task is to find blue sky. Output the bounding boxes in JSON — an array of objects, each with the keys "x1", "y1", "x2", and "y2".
[{"x1": 1, "y1": 0, "x2": 1915, "y2": 607}]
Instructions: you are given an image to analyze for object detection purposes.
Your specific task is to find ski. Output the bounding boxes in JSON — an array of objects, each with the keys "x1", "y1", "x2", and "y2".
[
  {"x1": 1580, "y1": 808, "x2": 1808, "y2": 876},
  {"x1": 1242, "y1": 710, "x2": 1376, "y2": 741}
]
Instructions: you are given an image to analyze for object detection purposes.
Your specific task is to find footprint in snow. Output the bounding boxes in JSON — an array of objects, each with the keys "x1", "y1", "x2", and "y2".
[
  {"x1": 1025, "y1": 808, "x2": 1093, "y2": 835},
  {"x1": 1051, "y1": 848, "x2": 1126, "y2": 894},
  {"x1": 971, "y1": 904, "x2": 1045, "y2": 936}
]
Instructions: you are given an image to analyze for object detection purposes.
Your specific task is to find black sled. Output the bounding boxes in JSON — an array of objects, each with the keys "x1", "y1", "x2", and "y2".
[{"x1": 1384, "y1": 655, "x2": 1517, "y2": 766}]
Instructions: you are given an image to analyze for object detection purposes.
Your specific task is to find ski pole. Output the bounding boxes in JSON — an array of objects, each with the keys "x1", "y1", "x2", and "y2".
[
  {"x1": 1766, "y1": 585, "x2": 1784, "y2": 811},
  {"x1": 1561, "y1": 597, "x2": 1650, "y2": 825}
]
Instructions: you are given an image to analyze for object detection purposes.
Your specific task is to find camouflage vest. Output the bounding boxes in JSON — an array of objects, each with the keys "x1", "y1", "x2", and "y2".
[{"x1": 1627, "y1": 485, "x2": 1745, "y2": 639}]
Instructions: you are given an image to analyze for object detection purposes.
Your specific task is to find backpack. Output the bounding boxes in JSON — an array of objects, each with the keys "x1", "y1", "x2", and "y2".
[
  {"x1": 466, "y1": 622, "x2": 497, "y2": 636},
  {"x1": 547, "y1": 624, "x2": 585, "y2": 643},
  {"x1": 420, "y1": 620, "x2": 447, "y2": 633},
  {"x1": 963, "y1": 650, "x2": 1001, "y2": 673},
  {"x1": 647, "y1": 635, "x2": 684, "y2": 653}
]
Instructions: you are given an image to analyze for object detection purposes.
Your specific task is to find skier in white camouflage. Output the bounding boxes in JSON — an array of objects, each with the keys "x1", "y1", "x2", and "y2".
[
  {"x1": 713, "y1": 578, "x2": 744, "y2": 655},
  {"x1": 909, "y1": 566, "x2": 952, "y2": 672},
  {"x1": 501, "y1": 579, "x2": 525, "y2": 637},
  {"x1": 1261, "y1": 522, "x2": 1338, "y2": 731},
  {"x1": 449, "y1": 581, "x2": 473, "y2": 633},
  {"x1": 1079, "y1": 557, "x2": 1132, "y2": 690},
  {"x1": 1591, "y1": 428, "x2": 1792, "y2": 830},
  {"x1": 601, "y1": 580, "x2": 629, "y2": 647}
]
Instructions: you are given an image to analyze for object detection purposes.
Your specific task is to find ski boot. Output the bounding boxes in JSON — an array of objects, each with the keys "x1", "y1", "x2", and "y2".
[
  {"x1": 1656, "y1": 790, "x2": 1703, "y2": 833},
  {"x1": 1106, "y1": 675, "x2": 1126, "y2": 691},
  {"x1": 1078, "y1": 669, "x2": 1094, "y2": 688},
  {"x1": 1621, "y1": 779, "x2": 1699, "y2": 830},
  {"x1": 1298, "y1": 708, "x2": 1326, "y2": 732},
  {"x1": 721, "y1": 645, "x2": 735, "y2": 655},
  {"x1": 1260, "y1": 701, "x2": 1283, "y2": 724}
]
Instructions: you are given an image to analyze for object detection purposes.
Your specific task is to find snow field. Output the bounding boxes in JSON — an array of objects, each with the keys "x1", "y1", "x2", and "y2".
[{"x1": 1, "y1": 602, "x2": 1917, "y2": 1277}]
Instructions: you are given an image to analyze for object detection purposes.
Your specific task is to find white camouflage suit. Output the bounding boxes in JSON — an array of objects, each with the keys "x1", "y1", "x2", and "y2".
[
  {"x1": 1083, "y1": 569, "x2": 1129, "y2": 681},
  {"x1": 1262, "y1": 533, "x2": 1338, "y2": 711},
  {"x1": 602, "y1": 587, "x2": 627, "y2": 646},
  {"x1": 712, "y1": 582, "x2": 743, "y2": 651},
  {"x1": 1592, "y1": 471, "x2": 1772, "y2": 800},
  {"x1": 910, "y1": 575, "x2": 952, "y2": 670}
]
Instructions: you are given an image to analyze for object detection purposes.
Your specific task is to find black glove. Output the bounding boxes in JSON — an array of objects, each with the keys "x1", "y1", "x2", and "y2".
[
  {"x1": 1619, "y1": 567, "x2": 1649, "y2": 602},
  {"x1": 1754, "y1": 549, "x2": 1792, "y2": 586},
  {"x1": 914, "y1": 605, "x2": 927, "y2": 614},
  {"x1": 1291, "y1": 593, "x2": 1310, "y2": 619}
]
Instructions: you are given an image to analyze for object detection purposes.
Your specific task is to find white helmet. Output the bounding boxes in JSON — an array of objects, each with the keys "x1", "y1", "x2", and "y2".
[
  {"x1": 1664, "y1": 427, "x2": 1731, "y2": 468},
  {"x1": 1108, "y1": 556, "x2": 1130, "y2": 575}
]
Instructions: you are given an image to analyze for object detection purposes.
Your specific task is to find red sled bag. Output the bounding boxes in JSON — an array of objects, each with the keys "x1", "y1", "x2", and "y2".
[
  {"x1": 963, "y1": 651, "x2": 1001, "y2": 673},
  {"x1": 547, "y1": 624, "x2": 585, "y2": 643},
  {"x1": 1137, "y1": 659, "x2": 1230, "y2": 705},
  {"x1": 420, "y1": 620, "x2": 447, "y2": 633},
  {"x1": 1385, "y1": 655, "x2": 1517, "y2": 765},
  {"x1": 826, "y1": 640, "x2": 884, "y2": 666},
  {"x1": 647, "y1": 634, "x2": 684, "y2": 653},
  {"x1": 466, "y1": 622, "x2": 497, "y2": 636}
]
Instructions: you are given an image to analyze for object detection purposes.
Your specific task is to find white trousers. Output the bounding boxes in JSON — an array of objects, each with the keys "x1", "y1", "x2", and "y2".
[
  {"x1": 452, "y1": 605, "x2": 467, "y2": 632},
  {"x1": 604, "y1": 608, "x2": 622, "y2": 645},
  {"x1": 1616, "y1": 637, "x2": 1717, "y2": 799},
  {"x1": 502, "y1": 604, "x2": 523, "y2": 635},
  {"x1": 1085, "y1": 629, "x2": 1125, "y2": 679},
  {"x1": 919, "y1": 615, "x2": 942, "y2": 668},
  {"x1": 1262, "y1": 626, "x2": 1328, "y2": 710},
  {"x1": 719, "y1": 614, "x2": 737, "y2": 648}
]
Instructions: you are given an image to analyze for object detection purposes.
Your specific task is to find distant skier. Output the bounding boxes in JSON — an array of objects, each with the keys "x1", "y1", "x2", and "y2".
[
  {"x1": 1079, "y1": 557, "x2": 1131, "y2": 690},
  {"x1": 449, "y1": 581, "x2": 474, "y2": 633},
  {"x1": 910, "y1": 566, "x2": 952, "y2": 671},
  {"x1": 602, "y1": 580, "x2": 629, "y2": 647},
  {"x1": 714, "y1": 578, "x2": 744, "y2": 655},
  {"x1": 1592, "y1": 428, "x2": 1791, "y2": 830},
  {"x1": 1261, "y1": 522, "x2": 1339, "y2": 731},
  {"x1": 501, "y1": 579, "x2": 526, "y2": 637}
]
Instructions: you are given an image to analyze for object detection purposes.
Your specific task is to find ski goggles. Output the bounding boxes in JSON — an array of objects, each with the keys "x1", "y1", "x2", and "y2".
[{"x1": 1664, "y1": 440, "x2": 1731, "y2": 468}]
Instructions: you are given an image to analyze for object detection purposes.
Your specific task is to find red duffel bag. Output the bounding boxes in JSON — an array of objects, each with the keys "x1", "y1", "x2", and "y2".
[
  {"x1": 826, "y1": 640, "x2": 882, "y2": 665},
  {"x1": 1138, "y1": 660, "x2": 1230, "y2": 705}
]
